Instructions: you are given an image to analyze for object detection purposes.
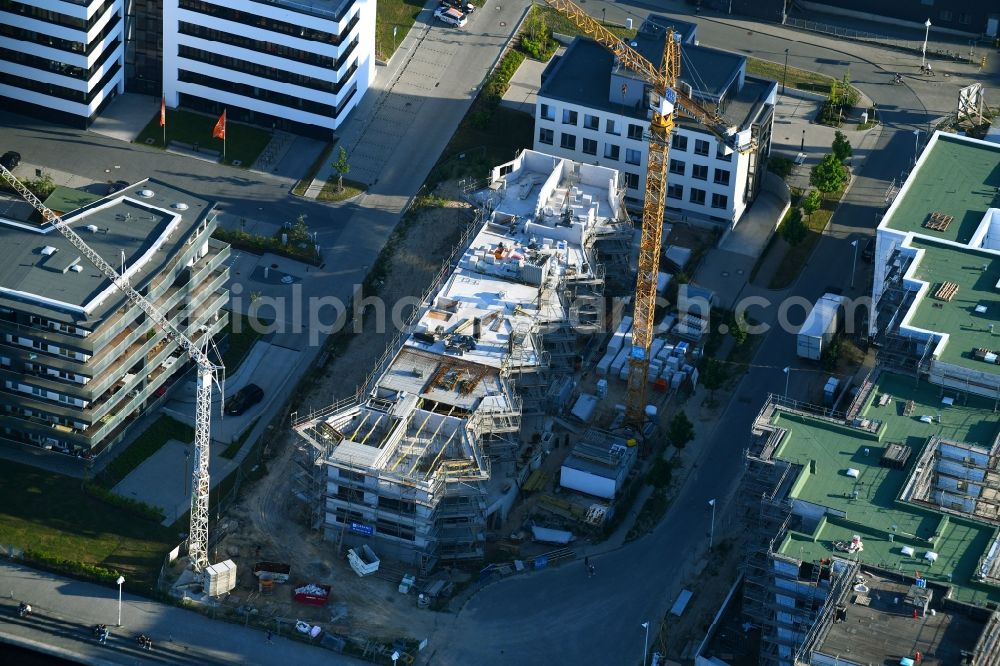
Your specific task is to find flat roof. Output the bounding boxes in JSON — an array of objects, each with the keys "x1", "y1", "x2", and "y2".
[
  {"x1": 0, "y1": 180, "x2": 212, "y2": 324},
  {"x1": 41, "y1": 186, "x2": 102, "y2": 216},
  {"x1": 882, "y1": 133, "x2": 1000, "y2": 243},
  {"x1": 815, "y1": 571, "x2": 986, "y2": 665},
  {"x1": 904, "y1": 237, "x2": 1000, "y2": 370},
  {"x1": 771, "y1": 372, "x2": 1000, "y2": 604},
  {"x1": 539, "y1": 36, "x2": 761, "y2": 128}
]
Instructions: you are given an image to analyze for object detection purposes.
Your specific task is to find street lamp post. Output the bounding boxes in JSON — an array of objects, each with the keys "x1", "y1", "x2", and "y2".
[
  {"x1": 922, "y1": 19, "x2": 932, "y2": 69},
  {"x1": 850, "y1": 239, "x2": 859, "y2": 289},
  {"x1": 800, "y1": 129, "x2": 805, "y2": 152},
  {"x1": 602, "y1": 7, "x2": 605, "y2": 24},
  {"x1": 782, "y1": 48, "x2": 789, "y2": 95},
  {"x1": 116, "y1": 575, "x2": 125, "y2": 626},
  {"x1": 392, "y1": 25, "x2": 397, "y2": 55},
  {"x1": 783, "y1": 367, "x2": 790, "y2": 399},
  {"x1": 641, "y1": 621, "x2": 650, "y2": 666},
  {"x1": 708, "y1": 499, "x2": 716, "y2": 549}
]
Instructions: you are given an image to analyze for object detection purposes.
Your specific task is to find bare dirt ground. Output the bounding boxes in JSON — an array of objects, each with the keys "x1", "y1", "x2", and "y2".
[{"x1": 214, "y1": 182, "x2": 477, "y2": 641}]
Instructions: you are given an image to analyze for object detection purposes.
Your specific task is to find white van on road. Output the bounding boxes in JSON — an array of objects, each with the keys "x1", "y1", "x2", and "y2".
[{"x1": 434, "y1": 5, "x2": 467, "y2": 27}]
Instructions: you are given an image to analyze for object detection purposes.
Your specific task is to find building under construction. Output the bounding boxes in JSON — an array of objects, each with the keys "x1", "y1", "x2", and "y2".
[{"x1": 293, "y1": 150, "x2": 631, "y2": 572}]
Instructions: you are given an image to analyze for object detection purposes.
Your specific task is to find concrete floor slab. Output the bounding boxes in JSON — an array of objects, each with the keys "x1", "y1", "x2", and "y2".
[
  {"x1": 88, "y1": 93, "x2": 158, "y2": 142},
  {"x1": 501, "y1": 49, "x2": 561, "y2": 115}
]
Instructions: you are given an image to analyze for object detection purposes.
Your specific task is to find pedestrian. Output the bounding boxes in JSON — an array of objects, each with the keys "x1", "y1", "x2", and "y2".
[
  {"x1": 588, "y1": 564, "x2": 595, "y2": 578},
  {"x1": 266, "y1": 629, "x2": 273, "y2": 645}
]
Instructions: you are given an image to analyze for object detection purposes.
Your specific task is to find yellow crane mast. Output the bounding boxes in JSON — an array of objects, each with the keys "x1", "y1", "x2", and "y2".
[{"x1": 543, "y1": 0, "x2": 733, "y2": 425}]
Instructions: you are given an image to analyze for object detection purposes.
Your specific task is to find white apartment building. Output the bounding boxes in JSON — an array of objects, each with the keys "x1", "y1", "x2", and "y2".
[
  {"x1": 163, "y1": 0, "x2": 375, "y2": 138},
  {"x1": 0, "y1": 0, "x2": 126, "y2": 126},
  {"x1": 534, "y1": 15, "x2": 776, "y2": 231}
]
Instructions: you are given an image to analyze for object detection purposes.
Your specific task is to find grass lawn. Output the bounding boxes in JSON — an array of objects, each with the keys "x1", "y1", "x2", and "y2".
[
  {"x1": 319, "y1": 178, "x2": 367, "y2": 202},
  {"x1": 219, "y1": 311, "x2": 267, "y2": 372},
  {"x1": 0, "y1": 460, "x2": 175, "y2": 591},
  {"x1": 429, "y1": 106, "x2": 535, "y2": 185},
  {"x1": 100, "y1": 415, "x2": 194, "y2": 487},
  {"x1": 376, "y1": 0, "x2": 424, "y2": 60},
  {"x1": 768, "y1": 196, "x2": 838, "y2": 289},
  {"x1": 747, "y1": 57, "x2": 838, "y2": 95},
  {"x1": 135, "y1": 108, "x2": 272, "y2": 168},
  {"x1": 536, "y1": 6, "x2": 636, "y2": 41}
]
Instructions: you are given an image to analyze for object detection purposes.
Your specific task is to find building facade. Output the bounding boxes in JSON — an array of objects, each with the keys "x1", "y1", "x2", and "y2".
[
  {"x1": 0, "y1": 0, "x2": 127, "y2": 127},
  {"x1": 0, "y1": 180, "x2": 229, "y2": 456},
  {"x1": 162, "y1": 0, "x2": 375, "y2": 138},
  {"x1": 534, "y1": 16, "x2": 775, "y2": 231}
]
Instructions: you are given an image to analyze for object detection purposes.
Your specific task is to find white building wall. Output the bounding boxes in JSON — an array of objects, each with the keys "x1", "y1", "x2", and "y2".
[
  {"x1": 534, "y1": 94, "x2": 750, "y2": 228},
  {"x1": 163, "y1": 0, "x2": 375, "y2": 133},
  {"x1": 0, "y1": 0, "x2": 125, "y2": 119}
]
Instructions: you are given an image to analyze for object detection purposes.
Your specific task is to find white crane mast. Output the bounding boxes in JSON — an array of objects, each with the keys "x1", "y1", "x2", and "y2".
[{"x1": 0, "y1": 165, "x2": 216, "y2": 572}]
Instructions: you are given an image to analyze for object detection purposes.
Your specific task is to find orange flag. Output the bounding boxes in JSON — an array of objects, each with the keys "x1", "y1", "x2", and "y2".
[
  {"x1": 159, "y1": 96, "x2": 166, "y2": 127},
  {"x1": 212, "y1": 110, "x2": 226, "y2": 140}
]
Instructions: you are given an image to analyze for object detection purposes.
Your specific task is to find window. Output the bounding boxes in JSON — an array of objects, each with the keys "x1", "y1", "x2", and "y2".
[
  {"x1": 623, "y1": 172, "x2": 640, "y2": 190},
  {"x1": 540, "y1": 103, "x2": 555, "y2": 121},
  {"x1": 958, "y1": 13, "x2": 971, "y2": 25},
  {"x1": 562, "y1": 109, "x2": 578, "y2": 125},
  {"x1": 669, "y1": 159, "x2": 685, "y2": 175},
  {"x1": 606, "y1": 118, "x2": 620, "y2": 135},
  {"x1": 939, "y1": 9, "x2": 952, "y2": 20},
  {"x1": 694, "y1": 139, "x2": 710, "y2": 156},
  {"x1": 716, "y1": 143, "x2": 732, "y2": 162},
  {"x1": 667, "y1": 183, "x2": 683, "y2": 199},
  {"x1": 714, "y1": 169, "x2": 731, "y2": 186},
  {"x1": 671, "y1": 134, "x2": 688, "y2": 151},
  {"x1": 560, "y1": 133, "x2": 576, "y2": 150},
  {"x1": 625, "y1": 148, "x2": 642, "y2": 165},
  {"x1": 627, "y1": 123, "x2": 644, "y2": 140},
  {"x1": 692, "y1": 164, "x2": 708, "y2": 180},
  {"x1": 689, "y1": 188, "x2": 706, "y2": 205},
  {"x1": 604, "y1": 143, "x2": 620, "y2": 160},
  {"x1": 711, "y1": 193, "x2": 729, "y2": 209},
  {"x1": 583, "y1": 114, "x2": 599, "y2": 130},
  {"x1": 539, "y1": 128, "x2": 553, "y2": 145},
  {"x1": 582, "y1": 138, "x2": 597, "y2": 155}
]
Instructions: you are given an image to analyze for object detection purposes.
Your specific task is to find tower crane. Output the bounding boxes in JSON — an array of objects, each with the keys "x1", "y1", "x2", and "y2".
[
  {"x1": 544, "y1": 0, "x2": 747, "y2": 424},
  {"x1": 0, "y1": 165, "x2": 218, "y2": 573}
]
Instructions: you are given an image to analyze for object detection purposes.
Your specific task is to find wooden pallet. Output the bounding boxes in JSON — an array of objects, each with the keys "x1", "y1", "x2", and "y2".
[
  {"x1": 924, "y1": 211, "x2": 954, "y2": 232},
  {"x1": 934, "y1": 281, "x2": 959, "y2": 301}
]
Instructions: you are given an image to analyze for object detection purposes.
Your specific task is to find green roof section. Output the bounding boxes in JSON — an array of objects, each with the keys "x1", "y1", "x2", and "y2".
[
  {"x1": 41, "y1": 186, "x2": 102, "y2": 215},
  {"x1": 905, "y1": 237, "x2": 1000, "y2": 370},
  {"x1": 772, "y1": 373, "x2": 1000, "y2": 604},
  {"x1": 882, "y1": 134, "x2": 1000, "y2": 244}
]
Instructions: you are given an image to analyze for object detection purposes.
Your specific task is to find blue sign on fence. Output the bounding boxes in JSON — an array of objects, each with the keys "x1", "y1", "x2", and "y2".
[{"x1": 349, "y1": 521, "x2": 374, "y2": 536}]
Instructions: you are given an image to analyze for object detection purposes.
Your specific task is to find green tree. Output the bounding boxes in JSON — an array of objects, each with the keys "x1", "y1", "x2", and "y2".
[
  {"x1": 801, "y1": 190, "x2": 822, "y2": 218},
  {"x1": 730, "y1": 313, "x2": 748, "y2": 346},
  {"x1": 667, "y1": 411, "x2": 695, "y2": 450},
  {"x1": 702, "y1": 358, "x2": 727, "y2": 402},
  {"x1": 781, "y1": 208, "x2": 808, "y2": 246},
  {"x1": 831, "y1": 131, "x2": 853, "y2": 163},
  {"x1": 332, "y1": 146, "x2": 351, "y2": 192},
  {"x1": 810, "y1": 153, "x2": 847, "y2": 194}
]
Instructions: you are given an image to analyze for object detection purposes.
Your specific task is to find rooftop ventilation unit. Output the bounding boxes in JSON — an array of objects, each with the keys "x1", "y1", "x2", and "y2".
[
  {"x1": 138, "y1": 189, "x2": 155, "y2": 198},
  {"x1": 172, "y1": 202, "x2": 189, "y2": 211},
  {"x1": 85, "y1": 224, "x2": 98, "y2": 233},
  {"x1": 70, "y1": 265, "x2": 83, "y2": 273},
  {"x1": 40, "y1": 246, "x2": 57, "y2": 256}
]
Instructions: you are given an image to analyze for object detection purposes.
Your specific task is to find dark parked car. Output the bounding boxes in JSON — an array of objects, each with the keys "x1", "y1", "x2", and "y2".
[
  {"x1": 862, "y1": 238, "x2": 875, "y2": 262},
  {"x1": 0, "y1": 151, "x2": 20, "y2": 170},
  {"x1": 226, "y1": 383, "x2": 264, "y2": 416}
]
